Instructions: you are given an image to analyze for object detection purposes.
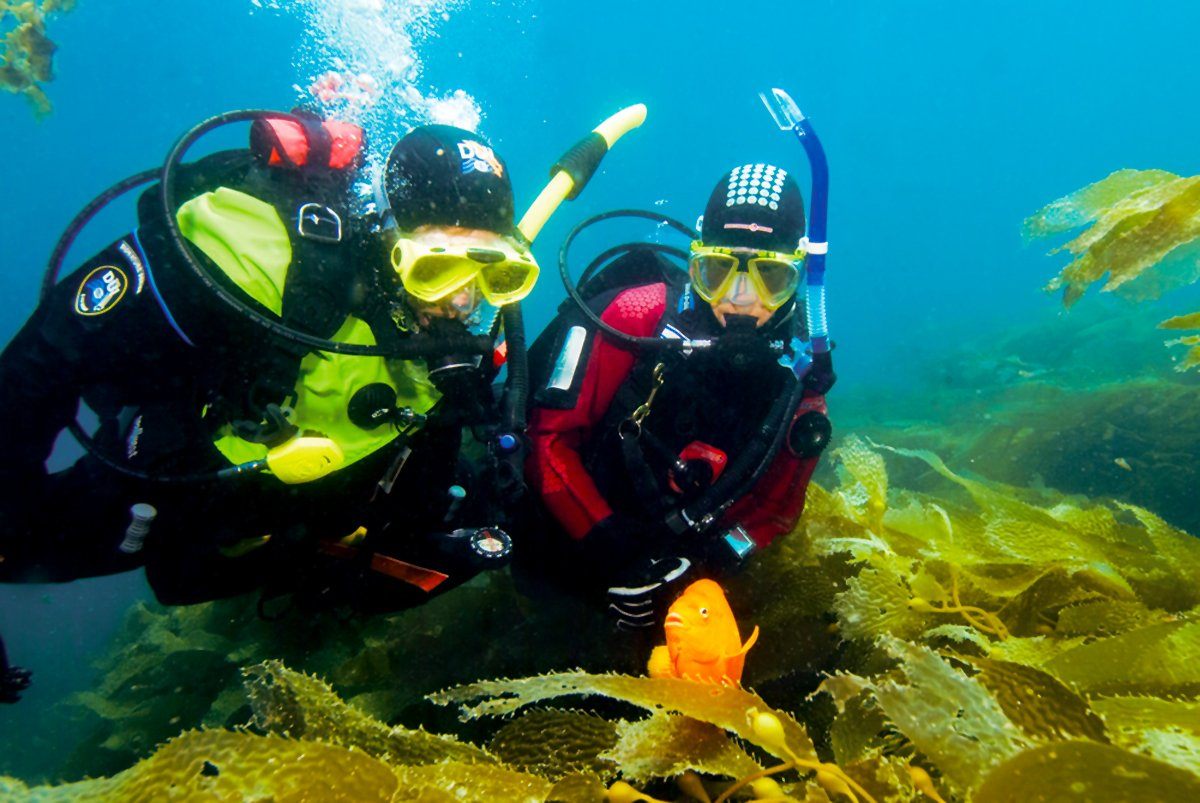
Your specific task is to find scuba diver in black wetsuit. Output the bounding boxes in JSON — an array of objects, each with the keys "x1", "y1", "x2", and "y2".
[
  {"x1": 0, "y1": 115, "x2": 528, "y2": 612},
  {"x1": 0, "y1": 105, "x2": 647, "y2": 631},
  {"x1": 0, "y1": 105, "x2": 651, "y2": 704}
]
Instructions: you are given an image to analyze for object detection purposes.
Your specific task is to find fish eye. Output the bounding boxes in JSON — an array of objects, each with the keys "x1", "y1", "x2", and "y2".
[{"x1": 699, "y1": 607, "x2": 709, "y2": 618}]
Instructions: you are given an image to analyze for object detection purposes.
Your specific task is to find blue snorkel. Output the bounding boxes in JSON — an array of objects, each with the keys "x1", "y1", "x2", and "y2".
[{"x1": 760, "y1": 88, "x2": 832, "y2": 358}]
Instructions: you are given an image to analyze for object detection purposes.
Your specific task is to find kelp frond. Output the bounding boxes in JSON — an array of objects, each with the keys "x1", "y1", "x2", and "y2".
[
  {"x1": 0, "y1": 0, "x2": 75, "y2": 115},
  {"x1": 1027, "y1": 170, "x2": 1200, "y2": 307},
  {"x1": 8, "y1": 440, "x2": 1200, "y2": 801},
  {"x1": 1028, "y1": 170, "x2": 1200, "y2": 370}
]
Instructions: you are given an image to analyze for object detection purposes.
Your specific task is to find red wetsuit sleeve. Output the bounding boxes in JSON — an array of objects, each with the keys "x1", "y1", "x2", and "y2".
[
  {"x1": 527, "y1": 284, "x2": 667, "y2": 540},
  {"x1": 722, "y1": 393, "x2": 829, "y2": 549}
]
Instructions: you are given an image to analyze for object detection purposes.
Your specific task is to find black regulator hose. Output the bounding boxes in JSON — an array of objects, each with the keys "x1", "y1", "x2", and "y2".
[
  {"x1": 560, "y1": 209, "x2": 698, "y2": 349},
  {"x1": 160, "y1": 109, "x2": 491, "y2": 360},
  {"x1": 500, "y1": 304, "x2": 528, "y2": 431},
  {"x1": 495, "y1": 303, "x2": 529, "y2": 499},
  {"x1": 41, "y1": 168, "x2": 161, "y2": 302},
  {"x1": 664, "y1": 367, "x2": 806, "y2": 537},
  {"x1": 578, "y1": 241, "x2": 690, "y2": 291}
]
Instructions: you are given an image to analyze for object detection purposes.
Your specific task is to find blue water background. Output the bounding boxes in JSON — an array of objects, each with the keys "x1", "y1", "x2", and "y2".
[{"x1": 2, "y1": 0, "x2": 1200, "y2": 776}]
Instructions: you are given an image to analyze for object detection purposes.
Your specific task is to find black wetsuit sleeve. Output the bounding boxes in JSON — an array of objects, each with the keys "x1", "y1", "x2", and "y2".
[
  {"x1": 0, "y1": 235, "x2": 191, "y2": 519},
  {"x1": 0, "y1": 293, "x2": 88, "y2": 509}
]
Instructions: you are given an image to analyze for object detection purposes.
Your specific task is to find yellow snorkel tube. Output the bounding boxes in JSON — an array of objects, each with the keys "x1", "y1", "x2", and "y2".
[{"x1": 518, "y1": 103, "x2": 648, "y2": 242}]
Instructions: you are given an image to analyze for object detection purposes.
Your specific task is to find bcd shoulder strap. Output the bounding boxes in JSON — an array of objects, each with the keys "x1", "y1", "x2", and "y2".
[{"x1": 235, "y1": 145, "x2": 359, "y2": 342}]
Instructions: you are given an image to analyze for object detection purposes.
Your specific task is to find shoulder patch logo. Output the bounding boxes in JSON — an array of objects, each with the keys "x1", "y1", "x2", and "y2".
[{"x1": 75, "y1": 265, "x2": 128, "y2": 316}]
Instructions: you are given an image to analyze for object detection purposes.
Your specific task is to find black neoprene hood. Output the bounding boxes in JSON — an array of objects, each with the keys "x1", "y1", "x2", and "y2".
[
  {"x1": 384, "y1": 125, "x2": 515, "y2": 235},
  {"x1": 700, "y1": 163, "x2": 806, "y2": 252}
]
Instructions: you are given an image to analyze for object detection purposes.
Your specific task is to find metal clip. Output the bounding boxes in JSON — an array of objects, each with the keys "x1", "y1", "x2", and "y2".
[
  {"x1": 627, "y1": 362, "x2": 666, "y2": 435},
  {"x1": 297, "y1": 203, "x2": 343, "y2": 243}
]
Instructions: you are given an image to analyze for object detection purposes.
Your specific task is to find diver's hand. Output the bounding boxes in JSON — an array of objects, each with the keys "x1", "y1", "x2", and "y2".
[
  {"x1": 606, "y1": 554, "x2": 692, "y2": 630},
  {"x1": 1, "y1": 665, "x2": 32, "y2": 704},
  {"x1": 803, "y1": 350, "x2": 836, "y2": 395},
  {"x1": 581, "y1": 515, "x2": 670, "y2": 572},
  {"x1": 0, "y1": 482, "x2": 42, "y2": 543}
]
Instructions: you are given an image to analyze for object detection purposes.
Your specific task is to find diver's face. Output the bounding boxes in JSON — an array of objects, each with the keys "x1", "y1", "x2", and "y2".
[
  {"x1": 705, "y1": 248, "x2": 777, "y2": 328},
  {"x1": 404, "y1": 225, "x2": 510, "y2": 325}
]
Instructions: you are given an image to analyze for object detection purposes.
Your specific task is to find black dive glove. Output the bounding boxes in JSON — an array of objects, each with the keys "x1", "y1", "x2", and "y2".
[
  {"x1": 0, "y1": 471, "x2": 44, "y2": 534},
  {"x1": 0, "y1": 498, "x2": 38, "y2": 583},
  {"x1": 581, "y1": 514, "x2": 672, "y2": 578},
  {"x1": 803, "y1": 350, "x2": 837, "y2": 395},
  {"x1": 606, "y1": 554, "x2": 694, "y2": 631},
  {"x1": 1, "y1": 636, "x2": 32, "y2": 704}
]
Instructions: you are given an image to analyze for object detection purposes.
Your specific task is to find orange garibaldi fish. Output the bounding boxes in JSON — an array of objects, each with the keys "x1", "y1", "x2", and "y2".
[{"x1": 647, "y1": 579, "x2": 759, "y2": 684}]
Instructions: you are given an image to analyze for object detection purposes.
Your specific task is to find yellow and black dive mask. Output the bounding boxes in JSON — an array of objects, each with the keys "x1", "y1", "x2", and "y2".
[
  {"x1": 688, "y1": 242, "x2": 804, "y2": 311},
  {"x1": 391, "y1": 233, "x2": 540, "y2": 306}
]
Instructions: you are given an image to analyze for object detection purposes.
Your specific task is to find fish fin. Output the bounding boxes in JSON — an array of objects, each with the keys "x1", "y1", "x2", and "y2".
[
  {"x1": 727, "y1": 625, "x2": 760, "y2": 659},
  {"x1": 647, "y1": 645, "x2": 674, "y2": 679}
]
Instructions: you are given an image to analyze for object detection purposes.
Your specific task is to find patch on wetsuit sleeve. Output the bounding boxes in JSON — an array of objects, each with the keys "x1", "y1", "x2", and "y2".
[
  {"x1": 535, "y1": 323, "x2": 596, "y2": 409},
  {"x1": 74, "y1": 265, "x2": 129, "y2": 316}
]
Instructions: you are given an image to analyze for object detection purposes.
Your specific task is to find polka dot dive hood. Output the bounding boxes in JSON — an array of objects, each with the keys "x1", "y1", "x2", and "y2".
[{"x1": 700, "y1": 163, "x2": 806, "y2": 253}]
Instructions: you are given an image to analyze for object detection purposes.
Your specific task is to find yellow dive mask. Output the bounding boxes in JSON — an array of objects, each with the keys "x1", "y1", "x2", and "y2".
[
  {"x1": 687, "y1": 242, "x2": 804, "y2": 311},
  {"x1": 391, "y1": 233, "x2": 540, "y2": 306}
]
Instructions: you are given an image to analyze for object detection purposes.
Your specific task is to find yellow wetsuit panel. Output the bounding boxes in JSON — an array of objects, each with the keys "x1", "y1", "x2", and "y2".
[
  {"x1": 178, "y1": 188, "x2": 439, "y2": 475},
  {"x1": 176, "y1": 187, "x2": 291, "y2": 315},
  {"x1": 211, "y1": 317, "x2": 440, "y2": 468}
]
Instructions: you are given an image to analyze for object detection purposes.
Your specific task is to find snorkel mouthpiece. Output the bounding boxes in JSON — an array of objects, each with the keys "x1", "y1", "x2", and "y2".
[
  {"x1": 712, "y1": 314, "x2": 778, "y2": 372},
  {"x1": 722, "y1": 314, "x2": 759, "y2": 333}
]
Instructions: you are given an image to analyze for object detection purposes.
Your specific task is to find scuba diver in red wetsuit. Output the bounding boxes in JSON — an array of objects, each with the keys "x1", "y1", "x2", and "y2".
[{"x1": 521, "y1": 153, "x2": 835, "y2": 629}]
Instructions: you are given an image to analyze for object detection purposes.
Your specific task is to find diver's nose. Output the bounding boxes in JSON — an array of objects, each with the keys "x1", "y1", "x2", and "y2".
[
  {"x1": 724, "y1": 274, "x2": 758, "y2": 307},
  {"x1": 446, "y1": 283, "x2": 479, "y2": 318}
]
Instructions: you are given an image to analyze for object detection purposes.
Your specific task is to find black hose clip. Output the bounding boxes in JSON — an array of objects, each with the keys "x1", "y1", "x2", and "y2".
[
  {"x1": 232, "y1": 403, "x2": 299, "y2": 446},
  {"x1": 803, "y1": 349, "x2": 837, "y2": 395},
  {"x1": 552, "y1": 132, "x2": 608, "y2": 200}
]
